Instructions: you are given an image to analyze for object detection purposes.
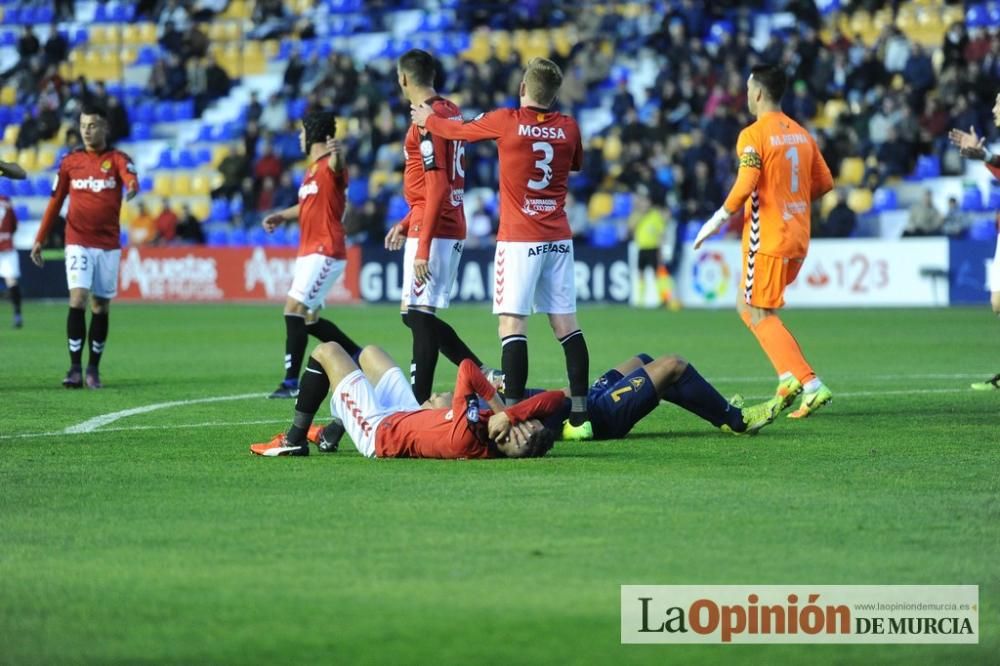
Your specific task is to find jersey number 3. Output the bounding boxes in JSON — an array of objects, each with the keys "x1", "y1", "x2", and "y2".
[{"x1": 527, "y1": 141, "x2": 554, "y2": 191}]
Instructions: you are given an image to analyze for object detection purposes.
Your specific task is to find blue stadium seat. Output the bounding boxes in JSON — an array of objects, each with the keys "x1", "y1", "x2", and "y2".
[
  {"x1": 347, "y1": 178, "x2": 369, "y2": 206},
  {"x1": 0, "y1": 31, "x2": 16, "y2": 47},
  {"x1": 36, "y1": 5, "x2": 54, "y2": 22},
  {"x1": 871, "y1": 187, "x2": 898, "y2": 212},
  {"x1": 197, "y1": 125, "x2": 214, "y2": 142},
  {"x1": 14, "y1": 204, "x2": 29, "y2": 220},
  {"x1": 34, "y1": 176, "x2": 52, "y2": 196},
  {"x1": 195, "y1": 147, "x2": 212, "y2": 165},
  {"x1": 71, "y1": 27, "x2": 89, "y2": 46},
  {"x1": 177, "y1": 149, "x2": 197, "y2": 168},
  {"x1": 111, "y1": 3, "x2": 135, "y2": 21},
  {"x1": 612, "y1": 192, "x2": 633, "y2": 219},
  {"x1": 328, "y1": 17, "x2": 350, "y2": 36},
  {"x1": 134, "y1": 103, "x2": 155, "y2": 124},
  {"x1": 229, "y1": 197, "x2": 244, "y2": 216},
  {"x1": 286, "y1": 225, "x2": 300, "y2": 247},
  {"x1": 912, "y1": 155, "x2": 941, "y2": 179},
  {"x1": 387, "y1": 194, "x2": 409, "y2": 222},
  {"x1": 276, "y1": 40, "x2": 294, "y2": 60},
  {"x1": 136, "y1": 45, "x2": 159, "y2": 65},
  {"x1": 94, "y1": 4, "x2": 109, "y2": 22},
  {"x1": 131, "y1": 122, "x2": 153, "y2": 140},
  {"x1": 248, "y1": 226, "x2": 268, "y2": 246},
  {"x1": 14, "y1": 180, "x2": 33, "y2": 197},
  {"x1": 967, "y1": 4, "x2": 989, "y2": 28},
  {"x1": 175, "y1": 100, "x2": 195, "y2": 121},
  {"x1": 4, "y1": 7, "x2": 20, "y2": 24},
  {"x1": 590, "y1": 222, "x2": 619, "y2": 248},
  {"x1": 140, "y1": 174, "x2": 154, "y2": 192},
  {"x1": 156, "y1": 149, "x2": 175, "y2": 169},
  {"x1": 156, "y1": 104, "x2": 177, "y2": 123},
  {"x1": 961, "y1": 186, "x2": 984, "y2": 212},
  {"x1": 206, "y1": 227, "x2": 229, "y2": 246},
  {"x1": 266, "y1": 226, "x2": 286, "y2": 246},
  {"x1": 991, "y1": 6, "x2": 1000, "y2": 26},
  {"x1": 229, "y1": 227, "x2": 248, "y2": 246},
  {"x1": 0, "y1": 180, "x2": 12, "y2": 197},
  {"x1": 119, "y1": 230, "x2": 129, "y2": 246},
  {"x1": 989, "y1": 184, "x2": 1000, "y2": 210},
  {"x1": 210, "y1": 199, "x2": 230, "y2": 222}
]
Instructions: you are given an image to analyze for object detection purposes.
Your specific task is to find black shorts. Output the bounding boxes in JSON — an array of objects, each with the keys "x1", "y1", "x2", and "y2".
[
  {"x1": 637, "y1": 248, "x2": 660, "y2": 271},
  {"x1": 587, "y1": 366, "x2": 660, "y2": 440}
]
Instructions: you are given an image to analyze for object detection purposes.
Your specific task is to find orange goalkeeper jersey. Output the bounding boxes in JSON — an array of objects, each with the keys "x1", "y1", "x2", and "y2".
[{"x1": 724, "y1": 111, "x2": 833, "y2": 259}]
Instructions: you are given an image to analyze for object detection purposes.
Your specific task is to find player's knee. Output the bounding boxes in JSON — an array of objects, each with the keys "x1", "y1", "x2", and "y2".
[
  {"x1": 312, "y1": 341, "x2": 345, "y2": 363},
  {"x1": 737, "y1": 307, "x2": 753, "y2": 329},
  {"x1": 357, "y1": 345, "x2": 387, "y2": 371},
  {"x1": 91, "y1": 298, "x2": 109, "y2": 314},
  {"x1": 660, "y1": 354, "x2": 688, "y2": 379},
  {"x1": 992, "y1": 293, "x2": 1000, "y2": 316}
]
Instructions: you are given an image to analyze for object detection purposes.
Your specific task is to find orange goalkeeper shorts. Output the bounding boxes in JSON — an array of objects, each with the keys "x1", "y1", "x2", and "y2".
[{"x1": 741, "y1": 252, "x2": 803, "y2": 309}]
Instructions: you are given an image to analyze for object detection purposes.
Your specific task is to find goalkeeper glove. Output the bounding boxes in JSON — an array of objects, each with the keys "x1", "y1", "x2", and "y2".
[{"x1": 692, "y1": 206, "x2": 731, "y2": 249}]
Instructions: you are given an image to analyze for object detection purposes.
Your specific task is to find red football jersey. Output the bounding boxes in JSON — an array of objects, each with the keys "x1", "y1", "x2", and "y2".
[
  {"x1": 0, "y1": 195, "x2": 17, "y2": 252},
  {"x1": 297, "y1": 156, "x2": 347, "y2": 259},
  {"x1": 424, "y1": 106, "x2": 583, "y2": 242},
  {"x1": 375, "y1": 359, "x2": 564, "y2": 459},
  {"x1": 36, "y1": 147, "x2": 138, "y2": 250},
  {"x1": 400, "y1": 97, "x2": 467, "y2": 260}
]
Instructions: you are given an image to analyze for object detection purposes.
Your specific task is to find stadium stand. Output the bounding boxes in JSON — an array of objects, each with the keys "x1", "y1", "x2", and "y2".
[{"x1": 0, "y1": 0, "x2": 992, "y2": 250}]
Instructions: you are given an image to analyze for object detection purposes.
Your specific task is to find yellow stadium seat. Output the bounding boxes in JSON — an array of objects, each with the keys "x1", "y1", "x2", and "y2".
[
  {"x1": 588, "y1": 192, "x2": 614, "y2": 220},
  {"x1": 218, "y1": 52, "x2": 242, "y2": 78},
  {"x1": 17, "y1": 149, "x2": 38, "y2": 172},
  {"x1": 838, "y1": 157, "x2": 865, "y2": 186},
  {"x1": 121, "y1": 25, "x2": 140, "y2": 45},
  {"x1": 493, "y1": 31, "x2": 512, "y2": 61},
  {"x1": 0, "y1": 86, "x2": 15, "y2": 106},
  {"x1": 0, "y1": 148, "x2": 17, "y2": 163},
  {"x1": 211, "y1": 145, "x2": 230, "y2": 167},
  {"x1": 3, "y1": 125, "x2": 19, "y2": 145},
  {"x1": 820, "y1": 190, "x2": 839, "y2": 218},
  {"x1": 849, "y1": 11, "x2": 871, "y2": 33},
  {"x1": 209, "y1": 173, "x2": 225, "y2": 190},
  {"x1": 37, "y1": 147, "x2": 58, "y2": 170},
  {"x1": 120, "y1": 46, "x2": 137, "y2": 66},
  {"x1": 153, "y1": 174, "x2": 174, "y2": 197},
  {"x1": 191, "y1": 199, "x2": 211, "y2": 220},
  {"x1": 243, "y1": 51, "x2": 266, "y2": 75},
  {"x1": 190, "y1": 174, "x2": 211, "y2": 196},
  {"x1": 91, "y1": 26, "x2": 121, "y2": 46},
  {"x1": 602, "y1": 135, "x2": 622, "y2": 162},
  {"x1": 138, "y1": 23, "x2": 157, "y2": 44},
  {"x1": 824, "y1": 99, "x2": 848, "y2": 125},
  {"x1": 173, "y1": 174, "x2": 192, "y2": 197},
  {"x1": 147, "y1": 198, "x2": 165, "y2": 216},
  {"x1": 263, "y1": 40, "x2": 279, "y2": 58},
  {"x1": 847, "y1": 188, "x2": 873, "y2": 214}
]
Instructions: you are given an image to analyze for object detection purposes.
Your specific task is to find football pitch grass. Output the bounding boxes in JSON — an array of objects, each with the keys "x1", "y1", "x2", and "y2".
[{"x1": 1, "y1": 302, "x2": 997, "y2": 665}]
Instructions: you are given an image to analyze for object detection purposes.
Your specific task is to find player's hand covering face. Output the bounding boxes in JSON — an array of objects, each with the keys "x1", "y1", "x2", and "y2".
[{"x1": 495, "y1": 420, "x2": 544, "y2": 458}]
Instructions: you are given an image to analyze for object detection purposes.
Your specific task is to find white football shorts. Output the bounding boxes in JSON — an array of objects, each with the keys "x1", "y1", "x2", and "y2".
[
  {"x1": 65, "y1": 244, "x2": 121, "y2": 298},
  {"x1": 330, "y1": 367, "x2": 420, "y2": 458},
  {"x1": 401, "y1": 237, "x2": 464, "y2": 309},
  {"x1": 492, "y1": 239, "x2": 576, "y2": 315},
  {"x1": 0, "y1": 249, "x2": 19, "y2": 280},
  {"x1": 288, "y1": 253, "x2": 346, "y2": 311}
]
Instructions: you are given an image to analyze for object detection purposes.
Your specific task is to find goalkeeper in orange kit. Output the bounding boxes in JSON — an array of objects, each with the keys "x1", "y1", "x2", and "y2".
[{"x1": 693, "y1": 64, "x2": 835, "y2": 418}]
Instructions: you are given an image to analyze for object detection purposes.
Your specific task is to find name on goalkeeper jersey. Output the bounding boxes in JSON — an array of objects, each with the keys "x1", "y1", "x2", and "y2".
[
  {"x1": 518, "y1": 125, "x2": 567, "y2": 140},
  {"x1": 768, "y1": 133, "x2": 809, "y2": 146},
  {"x1": 70, "y1": 176, "x2": 118, "y2": 192}
]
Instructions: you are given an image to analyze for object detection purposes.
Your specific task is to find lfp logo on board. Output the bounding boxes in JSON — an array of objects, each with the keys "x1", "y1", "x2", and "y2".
[{"x1": 691, "y1": 251, "x2": 731, "y2": 303}]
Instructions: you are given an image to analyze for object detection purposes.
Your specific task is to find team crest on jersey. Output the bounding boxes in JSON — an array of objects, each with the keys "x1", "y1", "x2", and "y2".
[
  {"x1": 536, "y1": 113, "x2": 545, "y2": 121},
  {"x1": 630, "y1": 377, "x2": 645, "y2": 391},
  {"x1": 100, "y1": 159, "x2": 112, "y2": 172}
]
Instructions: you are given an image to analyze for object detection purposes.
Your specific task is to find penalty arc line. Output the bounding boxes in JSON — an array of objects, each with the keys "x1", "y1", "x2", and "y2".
[{"x1": 61, "y1": 392, "x2": 267, "y2": 434}]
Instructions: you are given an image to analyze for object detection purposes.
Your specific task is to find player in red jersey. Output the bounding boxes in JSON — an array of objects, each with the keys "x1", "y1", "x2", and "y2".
[
  {"x1": 30, "y1": 105, "x2": 139, "y2": 389},
  {"x1": 261, "y1": 110, "x2": 362, "y2": 399},
  {"x1": 411, "y1": 57, "x2": 594, "y2": 441},
  {"x1": 383, "y1": 49, "x2": 493, "y2": 404},
  {"x1": 0, "y1": 195, "x2": 23, "y2": 328},
  {"x1": 250, "y1": 343, "x2": 561, "y2": 458},
  {"x1": 949, "y1": 92, "x2": 1000, "y2": 390}
]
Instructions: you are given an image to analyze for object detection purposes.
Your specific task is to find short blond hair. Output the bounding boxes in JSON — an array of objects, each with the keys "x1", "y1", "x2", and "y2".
[{"x1": 523, "y1": 57, "x2": 563, "y2": 107}]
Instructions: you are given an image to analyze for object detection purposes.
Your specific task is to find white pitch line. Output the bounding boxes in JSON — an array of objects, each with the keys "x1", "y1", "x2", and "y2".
[
  {"x1": 0, "y1": 418, "x2": 289, "y2": 441},
  {"x1": 62, "y1": 392, "x2": 266, "y2": 434}
]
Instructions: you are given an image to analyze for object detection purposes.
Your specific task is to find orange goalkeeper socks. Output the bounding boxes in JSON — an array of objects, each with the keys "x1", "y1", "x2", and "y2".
[{"x1": 752, "y1": 314, "x2": 816, "y2": 385}]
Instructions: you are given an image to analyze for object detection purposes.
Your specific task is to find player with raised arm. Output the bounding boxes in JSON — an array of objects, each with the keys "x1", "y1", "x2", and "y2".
[
  {"x1": 411, "y1": 57, "x2": 594, "y2": 441},
  {"x1": 949, "y1": 92, "x2": 1000, "y2": 390},
  {"x1": 384, "y1": 49, "x2": 492, "y2": 404},
  {"x1": 250, "y1": 343, "x2": 561, "y2": 459},
  {"x1": 260, "y1": 111, "x2": 362, "y2": 399},
  {"x1": 692, "y1": 64, "x2": 835, "y2": 418},
  {"x1": 30, "y1": 105, "x2": 139, "y2": 389},
  {"x1": 0, "y1": 194, "x2": 23, "y2": 328}
]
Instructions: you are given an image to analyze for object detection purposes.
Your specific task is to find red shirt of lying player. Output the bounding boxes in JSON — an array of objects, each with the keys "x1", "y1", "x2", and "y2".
[{"x1": 377, "y1": 359, "x2": 564, "y2": 459}]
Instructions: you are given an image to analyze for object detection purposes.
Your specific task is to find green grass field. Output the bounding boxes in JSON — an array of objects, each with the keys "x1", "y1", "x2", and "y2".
[{"x1": 1, "y1": 302, "x2": 997, "y2": 665}]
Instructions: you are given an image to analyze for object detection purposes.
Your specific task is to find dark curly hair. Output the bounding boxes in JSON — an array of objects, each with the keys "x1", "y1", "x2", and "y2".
[{"x1": 521, "y1": 426, "x2": 556, "y2": 458}]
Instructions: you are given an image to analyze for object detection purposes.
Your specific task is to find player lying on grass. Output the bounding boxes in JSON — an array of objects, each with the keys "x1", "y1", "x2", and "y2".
[
  {"x1": 250, "y1": 342, "x2": 564, "y2": 459},
  {"x1": 291, "y1": 351, "x2": 780, "y2": 455},
  {"x1": 429, "y1": 353, "x2": 780, "y2": 441}
]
